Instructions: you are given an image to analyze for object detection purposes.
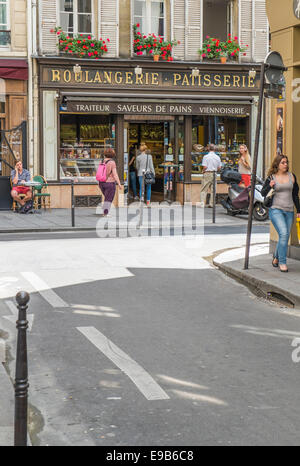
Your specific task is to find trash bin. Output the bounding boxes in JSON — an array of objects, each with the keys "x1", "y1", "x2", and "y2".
[{"x1": 0, "y1": 176, "x2": 12, "y2": 210}]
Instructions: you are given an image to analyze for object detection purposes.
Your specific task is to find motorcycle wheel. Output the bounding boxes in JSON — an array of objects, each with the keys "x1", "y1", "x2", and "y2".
[{"x1": 253, "y1": 202, "x2": 269, "y2": 221}]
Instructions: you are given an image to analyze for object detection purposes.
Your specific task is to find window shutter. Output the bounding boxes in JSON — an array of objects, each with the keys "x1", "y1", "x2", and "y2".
[
  {"x1": 99, "y1": 0, "x2": 119, "y2": 57},
  {"x1": 239, "y1": 0, "x2": 252, "y2": 61},
  {"x1": 173, "y1": 0, "x2": 202, "y2": 61},
  {"x1": 186, "y1": 0, "x2": 202, "y2": 60},
  {"x1": 173, "y1": 0, "x2": 185, "y2": 59},
  {"x1": 239, "y1": 0, "x2": 269, "y2": 62},
  {"x1": 253, "y1": 0, "x2": 269, "y2": 62},
  {"x1": 40, "y1": 0, "x2": 57, "y2": 55}
]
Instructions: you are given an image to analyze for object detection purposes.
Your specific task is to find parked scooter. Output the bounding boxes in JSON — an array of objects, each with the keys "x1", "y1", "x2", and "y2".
[{"x1": 220, "y1": 167, "x2": 269, "y2": 221}]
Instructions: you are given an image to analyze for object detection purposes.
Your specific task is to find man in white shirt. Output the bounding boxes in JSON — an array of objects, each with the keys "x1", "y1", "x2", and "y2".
[{"x1": 200, "y1": 144, "x2": 222, "y2": 207}]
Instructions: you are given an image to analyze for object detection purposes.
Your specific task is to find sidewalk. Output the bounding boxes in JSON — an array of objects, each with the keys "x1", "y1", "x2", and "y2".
[
  {"x1": 213, "y1": 244, "x2": 300, "y2": 309},
  {"x1": 0, "y1": 205, "x2": 268, "y2": 233},
  {"x1": 0, "y1": 361, "x2": 14, "y2": 446}
]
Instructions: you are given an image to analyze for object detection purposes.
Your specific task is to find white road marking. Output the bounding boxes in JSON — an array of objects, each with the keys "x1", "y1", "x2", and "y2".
[
  {"x1": 4, "y1": 300, "x2": 35, "y2": 331},
  {"x1": 5, "y1": 300, "x2": 18, "y2": 316},
  {"x1": 77, "y1": 326, "x2": 170, "y2": 401},
  {"x1": 21, "y1": 272, "x2": 68, "y2": 308}
]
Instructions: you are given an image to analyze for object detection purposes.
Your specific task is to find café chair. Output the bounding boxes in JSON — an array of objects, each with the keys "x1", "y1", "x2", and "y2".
[
  {"x1": 32, "y1": 175, "x2": 51, "y2": 210},
  {"x1": 10, "y1": 179, "x2": 26, "y2": 211}
]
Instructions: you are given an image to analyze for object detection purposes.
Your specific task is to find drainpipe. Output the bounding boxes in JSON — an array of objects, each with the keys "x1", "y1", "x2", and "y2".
[
  {"x1": 27, "y1": 0, "x2": 34, "y2": 173},
  {"x1": 184, "y1": 0, "x2": 188, "y2": 60}
]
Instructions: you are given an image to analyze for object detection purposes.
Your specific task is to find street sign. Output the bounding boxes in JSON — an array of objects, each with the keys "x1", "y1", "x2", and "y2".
[
  {"x1": 264, "y1": 83, "x2": 286, "y2": 100},
  {"x1": 264, "y1": 51, "x2": 286, "y2": 84}
]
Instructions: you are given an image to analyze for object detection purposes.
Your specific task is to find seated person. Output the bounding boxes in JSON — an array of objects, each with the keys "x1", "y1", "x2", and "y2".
[{"x1": 11, "y1": 161, "x2": 32, "y2": 211}]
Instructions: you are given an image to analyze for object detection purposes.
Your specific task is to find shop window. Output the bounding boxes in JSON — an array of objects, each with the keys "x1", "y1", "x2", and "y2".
[
  {"x1": 59, "y1": 0, "x2": 92, "y2": 37},
  {"x1": 191, "y1": 115, "x2": 248, "y2": 180},
  {"x1": 59, "y1": 114, "x2": 115, "y2": 181},
  {"x1": 0, "y1": 0, "x2": 10, "y2": 46},
  {"x1": 203, "y1": 0, "x2": 232, "y2": 42},
  {"x1": 133, "y1": 0, "x2": 165, "y2": 37}
]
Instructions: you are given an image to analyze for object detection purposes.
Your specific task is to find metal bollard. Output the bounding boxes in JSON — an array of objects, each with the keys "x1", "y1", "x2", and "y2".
[
  {"x1": 138, "y1": 172, "x2": 145, "y2": 228},
  {"x1": 14, "y1": 291, "x2": 30, "y2": 447},
  {"x1": 212, "y1": 171, "x2": 216, "y2": 224},
  {"x1": 71, "y1": 180, "x2": 75, "y2": 227}
]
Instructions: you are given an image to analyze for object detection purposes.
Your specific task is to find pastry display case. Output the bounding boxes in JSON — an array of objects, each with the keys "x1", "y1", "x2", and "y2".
[
  {"x1": 59, "y1": 114, "x2": 115, "y2": 181},
  {"x1": 191, "y1": 115, "x2": 248, "y2": 180}
]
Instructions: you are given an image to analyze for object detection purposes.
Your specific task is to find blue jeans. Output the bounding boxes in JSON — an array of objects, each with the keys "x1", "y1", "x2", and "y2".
[
  {"x1": 269, "y1": 208, "x2": 294, "y2": 265},
  {"x1": 139, "y1": 176, "x2": 151, "y2": 202},
  {"x1": 129, "y1": 171, "x2": 137, "y2": 197}
]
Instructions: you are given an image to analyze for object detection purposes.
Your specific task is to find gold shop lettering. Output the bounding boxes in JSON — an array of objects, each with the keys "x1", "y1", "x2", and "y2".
[{"x1": 49, "y1": 69, "x2": 258, "y2": 89}]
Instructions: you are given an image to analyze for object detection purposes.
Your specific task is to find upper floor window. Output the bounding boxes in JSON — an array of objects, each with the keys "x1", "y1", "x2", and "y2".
[
  {"x1": 203, "y1": 0, "x2": 232, "y2": 42},
  {"x1": 133, "y1": 0, "x2": 164, "y2": 37},
  {"x1": 59, "y1": 0, "x2": 92, "y2": 36},
  {"x1": 0, "y1": 0, "x2": 10, "y2": 47}
]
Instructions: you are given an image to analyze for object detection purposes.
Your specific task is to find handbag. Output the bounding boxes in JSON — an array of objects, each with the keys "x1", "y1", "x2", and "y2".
[
  {"x1": 144, "y1": 154, "x2": 155, "y2": 185},
  {"x1": 232, "y1": 187, "x2": 250, "y2": 210},
  {"x1": 263, "y1": 177, "x2": 275, "y2": 207}
]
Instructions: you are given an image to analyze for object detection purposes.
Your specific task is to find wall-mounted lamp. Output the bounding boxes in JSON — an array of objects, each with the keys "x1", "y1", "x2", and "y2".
[
  {"x1": 249, "y1": 68, "x2": 257, "y2": 79},
  {"x1": 192, "y1": 68, "x2": 200, "y2": 78},
  {"x1": 135, "y1": 65, "x2": 142, "y2": 75},
  {"x1": 54, "y1": 91, "x2": 60, "y2": 100},
  {"x1": 73, "y1": 63, "x2": 82, "y2": 74}
]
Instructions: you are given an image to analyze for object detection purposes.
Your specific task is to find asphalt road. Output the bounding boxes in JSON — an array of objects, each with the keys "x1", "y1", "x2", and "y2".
[
  {"x1": 1, "y1": 233, "x2": 300, "y2": 446},
  {"x1": 0, "y1": 223, "x2": 269, "y2": 242}
]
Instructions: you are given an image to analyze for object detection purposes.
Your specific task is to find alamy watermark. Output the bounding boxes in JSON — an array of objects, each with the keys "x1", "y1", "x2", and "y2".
[
  {"x1": 292, "y1": 78, "x2": 300, "y2": 103},
  {"x1": 95, "y1": 201, "x2": 206, "y2": 248},
  {"x1": 291, "y1": 338, "x2": 300, "y2": 363}
]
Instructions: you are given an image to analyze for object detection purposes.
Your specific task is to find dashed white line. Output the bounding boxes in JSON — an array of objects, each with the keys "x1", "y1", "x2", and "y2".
[
  {"x1": 77, "y1": 326, "x2": 170, "y2": 401},
  {"x1": 21, "y1": 272, "x2": 68, "y2": 308}
]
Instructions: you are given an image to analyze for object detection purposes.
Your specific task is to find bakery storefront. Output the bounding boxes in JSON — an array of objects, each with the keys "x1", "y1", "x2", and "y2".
[{"x1": 38, "y1": 58, "x2": 261, "y2": 207}]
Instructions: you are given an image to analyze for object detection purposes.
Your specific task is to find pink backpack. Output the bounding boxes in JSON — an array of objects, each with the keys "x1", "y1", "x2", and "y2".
[{"x1": 96, "y1": 160, "x2": 109, "y2": 182}]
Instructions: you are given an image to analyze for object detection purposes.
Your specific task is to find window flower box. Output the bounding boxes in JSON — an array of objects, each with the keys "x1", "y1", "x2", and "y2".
[
  {"x1": 133, "y1": 23, "x2": 180, "y2": 61},
  {"x1": 51, "y1": 27, "x2": 109, "y2": 59}
]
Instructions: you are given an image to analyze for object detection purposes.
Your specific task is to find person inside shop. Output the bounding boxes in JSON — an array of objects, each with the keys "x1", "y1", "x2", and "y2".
[
  {"x1": 200, "y1": 144, "x2": 222, "y2": 208},
  {"x1": 238, "y1": 144, "x2": 252, "y2": 188},
  {"x1": 129, "y1": 144, "x2": 139, "y2": 201},
  {"x1": 10, "y1": 160, "x2": 33, "y2": 213},
  {"x1": 136, "y1": 143, "x2": 155, "y2": 206},
  {"x1": 98, "y1": 148, "x2": 122, "y2": 216}
]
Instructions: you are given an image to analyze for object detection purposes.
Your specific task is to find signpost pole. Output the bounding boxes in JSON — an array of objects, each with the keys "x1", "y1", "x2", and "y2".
[{"x1": 244, "y1": 63, "x2": 266, "y2": 270}]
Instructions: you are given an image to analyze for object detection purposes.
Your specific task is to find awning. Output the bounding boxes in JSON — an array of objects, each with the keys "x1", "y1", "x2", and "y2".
[{"x1": 0, "y1": 59, "x2": 28, "y2": 80}]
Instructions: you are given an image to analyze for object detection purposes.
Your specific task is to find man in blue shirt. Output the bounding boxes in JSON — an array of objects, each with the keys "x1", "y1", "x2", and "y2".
[{"x1": 10, "y1": 161, "x2": 32, "y2": 211}]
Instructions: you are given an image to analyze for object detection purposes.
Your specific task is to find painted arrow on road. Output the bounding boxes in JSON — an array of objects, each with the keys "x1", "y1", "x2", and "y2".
[{"x1": 3, "y1": 300, "x2": 34, "y2": 331}]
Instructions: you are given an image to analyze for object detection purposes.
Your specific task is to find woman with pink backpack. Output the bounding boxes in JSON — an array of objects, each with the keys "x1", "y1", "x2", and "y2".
[{"x1": 96, "y1": 148, "x2": 122, "y2": 216}]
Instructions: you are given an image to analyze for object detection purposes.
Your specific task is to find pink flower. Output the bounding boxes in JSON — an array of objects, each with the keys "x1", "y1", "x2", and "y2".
[
  {"x1": 202, "y1": 53, "x2": 206, "y2": 58},
  {"x1": 107, "y1": 38, "x2": 110, "y2": 42},
  {"x1": 88, "y1": 52, "x2": 92, "y2": 56},
  {"x1": 91, "y1": 43, "x2": 95, "y2": 47},
  {"x1": 88, "y1": 35, "x2": 91, "y2": 40}
]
